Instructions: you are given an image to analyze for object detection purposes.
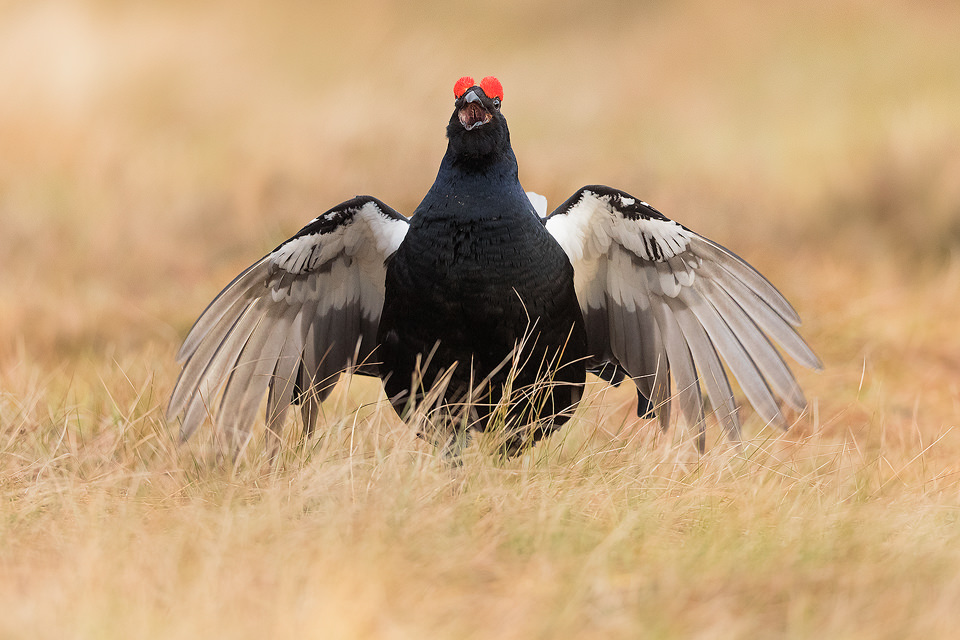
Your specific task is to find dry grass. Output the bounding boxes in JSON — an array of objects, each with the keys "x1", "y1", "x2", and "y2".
[{"x1": 3, "y1": 1, "x2": 960, "y2": 638}]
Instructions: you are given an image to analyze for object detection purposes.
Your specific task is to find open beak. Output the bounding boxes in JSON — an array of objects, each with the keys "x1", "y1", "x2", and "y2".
[{"x1": 458, "y1": 89, "x2": 492, "y2": 130}]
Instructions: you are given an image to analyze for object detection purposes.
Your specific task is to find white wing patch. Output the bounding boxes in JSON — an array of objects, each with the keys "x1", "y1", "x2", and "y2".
[
  {"x1": 526, "y1": 191, "x2": 549, "y2": 218},
  {"x1": 272, "y1": 201, "x2": 407, "y2": 275},
  {"x1": 547, "y1": 189, "x2": 695, "y2": 266}
]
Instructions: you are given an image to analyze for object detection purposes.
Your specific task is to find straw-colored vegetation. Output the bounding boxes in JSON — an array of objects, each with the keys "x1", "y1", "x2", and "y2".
[{"x1": 3, "y1": 1, "x2": 960, "y2": 637}]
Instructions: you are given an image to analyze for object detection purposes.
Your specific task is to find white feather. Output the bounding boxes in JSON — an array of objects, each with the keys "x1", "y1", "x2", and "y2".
[{"x1": 526, "y1": 191, "x2": 548, "y2": 218}]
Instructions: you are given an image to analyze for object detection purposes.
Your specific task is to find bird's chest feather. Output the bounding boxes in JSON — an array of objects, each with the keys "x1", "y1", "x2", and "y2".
[{"x1": 390, "y1": 213, "x2": 569, "y2": 315}]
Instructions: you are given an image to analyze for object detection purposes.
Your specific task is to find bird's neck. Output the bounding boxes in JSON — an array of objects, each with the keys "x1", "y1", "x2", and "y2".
[
  {"x1": 441, "y1": 141, "x2": 519, "y2": 179},
  {"x1": 414, "y1": 149, "x2": 529, "y2": 222},
  {"x1": 422, "y1": 146, "x2": 528, "y2": 209}
]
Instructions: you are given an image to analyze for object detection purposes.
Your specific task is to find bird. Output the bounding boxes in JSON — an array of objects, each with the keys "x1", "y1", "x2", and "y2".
[{"x1": 167, "y1": 75, "x2": 822, "y2": 457}]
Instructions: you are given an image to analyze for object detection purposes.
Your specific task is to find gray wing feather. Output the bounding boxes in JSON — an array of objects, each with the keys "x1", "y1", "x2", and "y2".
[
  {"x1": 265, "y1": 318, "x2": 304, "y2": 455},
  {"x1": 177, "y1": 299, "x2": 265, "y2": 441},
  {"x1": 698, "y1": 258, "x2": 822, "y2": 370},
  {"x1": 167, "y1": 271, "x2": 264, "y2": 419},
  {"x1": 606, "y1": 300, "x2": 671, "y2": 429},
  {"x1": 701, "y1": 279, "x2": 807, "y2": 411},
  {"x1": 216, "y1": 306, "x2": 295, "y2": 452},
  {"x1": 669, "y1": 299, "x2": 741, "y2": 439},
  {"x1": 650, "y1": 300, "x2": 705, "y2": 447},
  {"x1": 692, "y1": 239, "x2": 801, "y2": 325},
  {"x1": 175, "y1": 261, "x2": 269, "y2": 363},
  {"x1": 680, "y1": 284, "x2": 782, "y2": 427}
]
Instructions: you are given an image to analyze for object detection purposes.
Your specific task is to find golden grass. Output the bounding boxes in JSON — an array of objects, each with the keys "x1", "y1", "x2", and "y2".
[{"x1": 3, "y1": 1, "x2": 960, "y2": 637}]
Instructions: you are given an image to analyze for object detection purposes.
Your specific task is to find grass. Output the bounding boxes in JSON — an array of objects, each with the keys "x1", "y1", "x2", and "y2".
[
  {"x1": 3, "y1": 1, "x2": 960, "y2": 637},
  {"x1": 4, "y1": 355, "x2": 960, "y2": 638}
]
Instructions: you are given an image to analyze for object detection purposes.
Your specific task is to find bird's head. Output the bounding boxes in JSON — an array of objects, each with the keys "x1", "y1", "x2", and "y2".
[{"x1": 445, "y1": 76, "x2": 510, "y2": 168}]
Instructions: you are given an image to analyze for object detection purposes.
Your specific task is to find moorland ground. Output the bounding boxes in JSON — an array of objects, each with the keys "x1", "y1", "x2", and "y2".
[{"x1": 2, "y1": 2, "x2": 960, "y2": 638}]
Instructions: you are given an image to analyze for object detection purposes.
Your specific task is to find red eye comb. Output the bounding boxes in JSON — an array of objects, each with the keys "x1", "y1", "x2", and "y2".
[
  {"x1": 454, "y1": 76, "x2": 475, "y2": 99},
  {"x1": 480, "y1": 76, "x2": 503, "y2": 101}
]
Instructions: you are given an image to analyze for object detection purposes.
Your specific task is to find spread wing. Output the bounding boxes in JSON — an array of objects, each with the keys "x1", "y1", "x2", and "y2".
[
  {"x1": 544, "y1": 185, "x2": 821, "y2": 449},
  {"x1": 167, "y1": 195, "x2": 409, "y2": 454}
]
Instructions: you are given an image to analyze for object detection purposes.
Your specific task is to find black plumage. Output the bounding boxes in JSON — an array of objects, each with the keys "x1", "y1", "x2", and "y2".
[
  {"x1": 167, "y1": 76, "x2": 821, "y2": 457},
  {"x1": 379, "y1": 86, "x2": 587, "y2": 450}
]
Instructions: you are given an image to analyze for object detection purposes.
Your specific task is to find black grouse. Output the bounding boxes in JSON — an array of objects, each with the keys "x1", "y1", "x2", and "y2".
[{"x1": 167, "y1": 75, "x2": 821, "y2": 456}]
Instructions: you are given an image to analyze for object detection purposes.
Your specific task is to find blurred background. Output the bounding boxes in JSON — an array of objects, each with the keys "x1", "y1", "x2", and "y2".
[{"x1": 1, "y1": 0, "x2": 958, "y2": 429}]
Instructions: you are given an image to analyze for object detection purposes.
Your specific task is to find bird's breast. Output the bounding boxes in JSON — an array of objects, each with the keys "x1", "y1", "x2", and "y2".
[
  {"x1": 378, "y1": 207, "x2": 587, "y2": 397},
  {"x1": 396, "y1": 213, "x2": 568, "y2": 302}
]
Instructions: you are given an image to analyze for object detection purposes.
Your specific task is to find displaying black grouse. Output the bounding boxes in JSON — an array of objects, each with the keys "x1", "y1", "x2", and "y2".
[{"x1": 167, "y1": 76, "x2": 821, "y2": 456}]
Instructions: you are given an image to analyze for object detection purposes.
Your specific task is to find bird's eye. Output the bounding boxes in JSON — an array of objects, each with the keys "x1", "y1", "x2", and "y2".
[{"x1": 493, "y1": 98, "x2": 501, "y2": 110}]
